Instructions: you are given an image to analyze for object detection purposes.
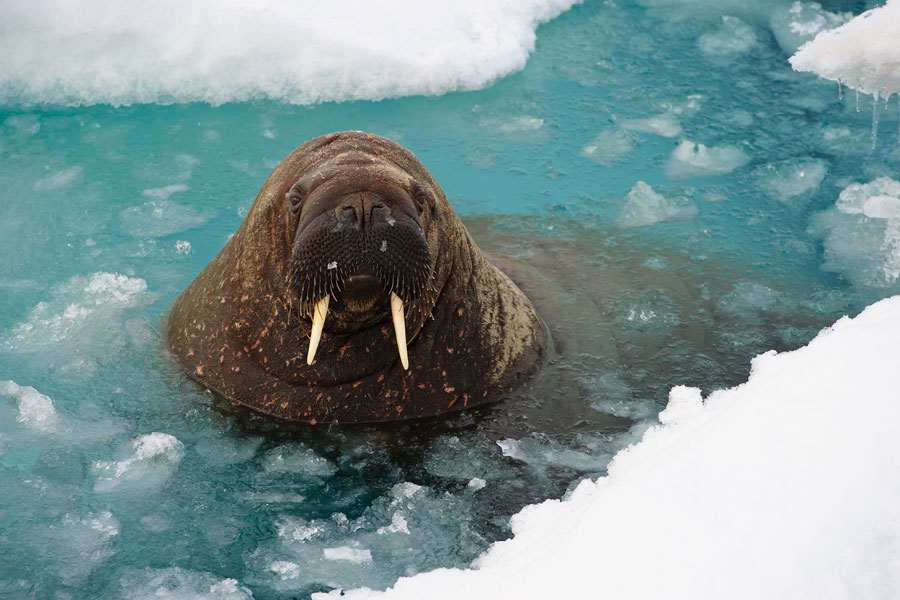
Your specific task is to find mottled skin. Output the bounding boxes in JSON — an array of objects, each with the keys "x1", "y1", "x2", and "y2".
[{"x1": 165, "y1": 131, "x2": 548, "y2": 423}]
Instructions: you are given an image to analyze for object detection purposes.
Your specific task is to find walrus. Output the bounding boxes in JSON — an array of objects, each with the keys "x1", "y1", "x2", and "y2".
[{"x1": 165, "y1": 131, "x2": 548, "y2": 423}]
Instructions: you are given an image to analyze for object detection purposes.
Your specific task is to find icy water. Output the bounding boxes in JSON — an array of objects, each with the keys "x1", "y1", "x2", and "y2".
[{"x1": 2, "y1": 0, "x2": 900, "y2": 598}]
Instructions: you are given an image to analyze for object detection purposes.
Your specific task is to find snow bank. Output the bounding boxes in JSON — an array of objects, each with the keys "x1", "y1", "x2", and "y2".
[
  {"x1": 790, "y1": 0, "x2": 900, "y2": 100},
  {"x1": 321, "y1": 295, "x2": 900, "y2": 600},
  {"x1": 0, "y1": 0, "x2": 579, "y2": 106}
]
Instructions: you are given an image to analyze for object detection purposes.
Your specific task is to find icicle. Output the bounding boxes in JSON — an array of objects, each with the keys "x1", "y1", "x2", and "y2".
[
  {"x1": 856, "y1": 89, "x2": 860, "y2": 112},
  {"x1": 837, "y1": 80, "x2": 842, "y2": 101},
  {"x1": 871, "y1": 91, "x2": 880, "y2": 150}
]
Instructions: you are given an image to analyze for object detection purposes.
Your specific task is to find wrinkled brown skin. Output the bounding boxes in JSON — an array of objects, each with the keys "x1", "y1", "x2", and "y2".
[{"x1": 164, "y1": 131, "x2": 548, "y2": 423}]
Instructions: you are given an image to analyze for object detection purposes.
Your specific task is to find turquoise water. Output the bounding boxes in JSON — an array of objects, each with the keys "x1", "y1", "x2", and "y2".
[{"x1": 2, "y1": 1, "x2": 899, "y2": 598}]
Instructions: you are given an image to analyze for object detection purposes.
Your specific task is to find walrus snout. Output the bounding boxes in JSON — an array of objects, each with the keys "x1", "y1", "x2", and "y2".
[{"x1": 288, "y1": 180, "x2": 434, "y2": 369}]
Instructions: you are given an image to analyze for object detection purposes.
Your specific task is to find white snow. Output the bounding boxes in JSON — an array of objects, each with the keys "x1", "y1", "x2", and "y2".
[
  {"x1": 665, "y1": 140, "x2": 750, "y2": 180},
  {"x1": 790, "y1": 0, "x2": 900, "y2": 100},
  {"x1": 317, "y1": 295, "x2": 900, "y2": 600},
  {"x1": 0, "y1": 0, "x2": 580, "y2": 106},
  {"x1": 616, "y1": 181, "x2": 698, "y2": 228}
]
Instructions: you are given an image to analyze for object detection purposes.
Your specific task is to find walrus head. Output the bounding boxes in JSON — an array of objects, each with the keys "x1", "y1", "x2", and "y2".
[
  {"x1": 286, "y1": 150, "x2": 438, "y2": 368},
  {"x1": 165, "y1": 131, "x2": 547, "y2": 423}
]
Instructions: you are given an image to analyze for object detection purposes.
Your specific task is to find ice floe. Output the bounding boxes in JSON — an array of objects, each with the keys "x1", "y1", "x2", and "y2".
[
  {"x1": 0, "y1": 0, "x2": 579, "y2": 106},
  {"x1": 790, "y1": 0, "x2": 900, "y2": 101},
  {"x1": 320, "y1": 294, "x2": 900, "y2": 600}
]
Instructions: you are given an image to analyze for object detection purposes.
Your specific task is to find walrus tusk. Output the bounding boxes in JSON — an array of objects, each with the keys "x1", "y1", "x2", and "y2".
[
  {"x1": 390, "y1": 292, "x2": 409, "y2": 370},
  {"x1": 307, "y1": 296, "x2": 330, "y2": 365}
]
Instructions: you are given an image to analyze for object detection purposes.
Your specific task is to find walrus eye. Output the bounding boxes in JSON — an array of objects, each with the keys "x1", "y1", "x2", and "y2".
[
  {"x1": 288, "y1": 192, "x2": 303, "y2": 213},
  {"x1": 410, "y1": 180, "x2": 427, "y2": 213}
]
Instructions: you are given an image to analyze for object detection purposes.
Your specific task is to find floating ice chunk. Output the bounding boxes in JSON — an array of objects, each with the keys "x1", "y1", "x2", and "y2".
[
  {"x1": 771, "y1": 1, "x2": 850, "y2": 55},
  {"x1": 121, "y1": 197, "x2": 212, "y2": 238},
  {"x1": 467, "y1": 478, "x2": 487, "y2": 491},
  {"x1": 790, "y1": 0, "x2": 900, "y2": 100},
  {"x1": 142, "y1": 183, "x2": 189, "y2": 201},
  {"x1": 34, "y1": 511, "x2": 119, "y2": 586},
  {"x1": 1, "y1": 380, "x2": 62, "y2": 432},
  {"x1": 277, "y1": 517, "x2": 324, "y2": 542},
  {"x1": 717, "y1": 282, "x2": 786, "y2": 317},
  {"x1": 252, "y1": 479, "x2": 481, "y2": 592},
  {"x1": 92, "y1": 432, "x2": 184, "y2": 493},
  {"x1": 376, "y1": 513, "x2": 410, "y2": 535},
  {"x1": 4, "y1": 272, "x2": 151, "y2": 369},
  {"x1": 269, "y1": 561, "x2": 301, "y2": 581},
  {"x1": 582, "y1": 372, "x2": 658, "y2": 421},
  {"x1": 581, "y1": 128, "x2": 637, "y2": 167},
  {"x1": 697, "y1": 16, "x2": 757, "y2": 57},
  {"x1": 424, "y1": 435, "x2": 508, "y2": 481},
  {"x1": 665, "y1": 140, "x2": 750, "y2": 180},
  {"x1": 835, "y1": 177, "x2": 900, "y2": 215},
  {"x1": 324, "y1": 546, "x2": 373, "y2": 564},
  {"x1": 811, "y1": 177, "x2": 900, "y2": 287},
  {"x1": 861, "y1": 195, "x2": 900, "y2": 220},
  {"x1": 754, "y1": 157, "x2": 827, "y2": 203},
  {"x1": 498, "y1": 435, "x2": 612, "y2": 473},
  {"x1": 32, "y1": 165, "x2": 83, "y2": 191},
  {"x1": 616, "y1": 181, "x2": 698, "y2": 228},
  {"x1": 0, "y1": 0, "x2": 578, "y2": 106},
  {"x1": 194, "y1": 435, "x2": 263, "y2": 466},
  {"x1": 261, "y1": 443, "x2": 337, "y2": 478},
  {"x1": 119, "y1": 567, "x2": 254, "y2": 600},
  {"x1": 618, "y1": 113, "x2": 683, "y2": 138},
  {"x1": 495, "y1": 115, "x2": 545, "y2": 133}
]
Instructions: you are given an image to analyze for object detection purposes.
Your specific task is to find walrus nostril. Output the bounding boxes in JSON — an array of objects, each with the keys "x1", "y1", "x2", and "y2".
[
  {"x1": 337, "y1": 205, "x2": 359, "y2": 229},
  {"x1": 369, "y1": 204, "x2": 392, "y2": 227}
]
